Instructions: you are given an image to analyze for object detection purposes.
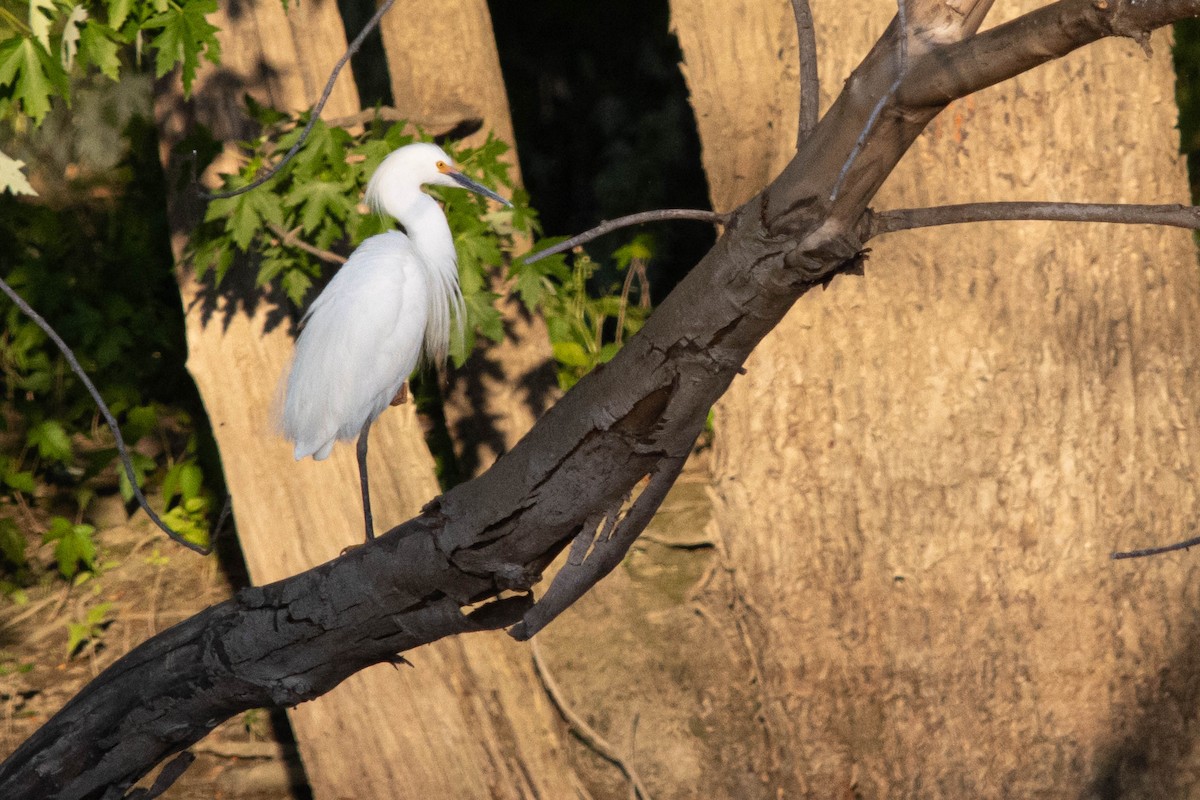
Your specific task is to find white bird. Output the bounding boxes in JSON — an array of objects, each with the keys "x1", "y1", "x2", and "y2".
[{"x1": 281, "y1": 142, "x2": 510, "y2": 541}]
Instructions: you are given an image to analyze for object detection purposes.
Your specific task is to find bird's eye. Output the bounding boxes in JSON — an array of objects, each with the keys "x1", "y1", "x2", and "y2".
[{"x1": 436, "y1": 160, "x2": 448, "y2": 170}]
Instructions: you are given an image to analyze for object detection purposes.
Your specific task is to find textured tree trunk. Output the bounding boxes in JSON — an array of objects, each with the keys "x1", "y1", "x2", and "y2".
[
  {"x1": 673, "y1": 0, "x2": 1200, "y2": 796},
  {"x1": 155, "y1": 1, "x2": 578, "y2": 797},
  {"x1": 381, "y1": 0, "x2": 559, "y2": 476}
]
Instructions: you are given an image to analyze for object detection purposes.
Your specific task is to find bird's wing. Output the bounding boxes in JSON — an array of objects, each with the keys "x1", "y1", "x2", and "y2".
[{"x1": 282, "y1": 232, "x2": 429, "y2": 460}]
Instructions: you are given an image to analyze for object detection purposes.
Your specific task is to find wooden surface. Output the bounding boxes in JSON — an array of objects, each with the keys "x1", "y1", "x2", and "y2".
[{"x1": 674, "y1": 0, "x2": 1200, "y2": 796}]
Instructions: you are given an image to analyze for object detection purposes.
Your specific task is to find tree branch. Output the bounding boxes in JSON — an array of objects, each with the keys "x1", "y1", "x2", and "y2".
[
  {"x1": 898, "y1": 0, "x2": 1200, "y2": 109},
  {"x1": 1112, "y1": 535, "x2": 1200, "y2": 560},
  {"x1": 863, "y1": 201, "x2": 1200, "y2": 239},
  {"x1": 529, "y1": 638, "x2": 653, "y2": 800},
  {"x1": 0, "y1": 278, "x2": 209, "y2": 556},
  {"x1": 523, "y1": 209, "x2": 728, "y2": 264},
  {"x1": 267, "y1": 223, "x2": 347, "y2": 264},
  {"x1": 790, "y1": 0, "x2": 820, "y2": 145},
  {"x1": 201, "y1": 0, "x2": 397, "y2": 200}
]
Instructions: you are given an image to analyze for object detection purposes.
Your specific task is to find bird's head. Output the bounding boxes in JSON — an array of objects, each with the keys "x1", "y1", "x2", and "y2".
[{"x1": 366, "y1": 142, "x2": 511, "y2": 221}]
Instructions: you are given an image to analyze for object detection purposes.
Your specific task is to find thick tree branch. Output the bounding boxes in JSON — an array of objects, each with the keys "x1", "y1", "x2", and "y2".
[
  {"x1": 863, "y1": 202, "x2": 1200, "y2": 239},
  {"x1": 8, "y1": 0, "x2": 1200, "y2": 795},
  {"x1": 898, "y1": 0, "x2": 1200, "y2": 109}
]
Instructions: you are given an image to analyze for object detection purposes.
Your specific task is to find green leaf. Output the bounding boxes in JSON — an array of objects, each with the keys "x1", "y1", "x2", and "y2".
[
  {"x1": 44, "y1": 518, "x2": 97, "y2": 580},
  {"x1": 613, "y1": 234, "x2": 655, "y2": 269},
  {"x1": 79, "y1": 22, "x2": 121, "y2": 81},
  {"x1": 107, "y1": 0, "x2": 133, "y2": 30},
  {"x1": 281, "y1": 270, "x2": 313, "y2": 307},
  {"x1": 116, "y1": 451, "x2": 156, "y2": 501},
  {"x1": 66, "y1": 601, "x2": 111, "y2": 657},
  {"x1": 143, "y1": 0, "x2": 221, "y2": 94},
  {"x1": 0, "y1": 36, "x2": 69, "y2": 123},
  {"x1": 4, "y1": 469, "x2": 35, "y2": 494},
  {"x1": 552, "y1": 341, "x2": 591, "y2": 368},
  {"x1": 287, "y1": 179, "x2": 352, "y2": 234},
  {"x1": 27, "y1": 419, "x2": 72, "y2": 463},
  {"x1": 207, "y1": 186, "x2": 285, "y2": 251},
  {"x1": 0, "y1": 150, "x2": 36, "y2": 196},
  {"x1": 0, "y1": 518, "x2": 26, "y2": 568},
  {"x1": 123, "y1": 404, "x2": 159, "y2": 442}
]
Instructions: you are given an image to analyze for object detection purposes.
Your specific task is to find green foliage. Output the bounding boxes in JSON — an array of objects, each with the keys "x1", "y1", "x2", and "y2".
[
  {"x1": 0, "y1": 75, "x2": 217, "y2": 576},
  {"x1": 192, "y1": 108, "x2": 654, "y2": 389},
  {"x1": 42, "y1": 516, "x2": 96, "y2": 579},
  {"x1": 0, "y1": 0, "x2": 223, "y2": 193},
  {"x1": 542, "y1": 245, "x2": 651, "y2": 391},
  {"x1": 0, "y1": 516, "x2": 26, "y2": 569},
  {"x1": 65, "y1": 599, "x2": 111, "y2": 657}
]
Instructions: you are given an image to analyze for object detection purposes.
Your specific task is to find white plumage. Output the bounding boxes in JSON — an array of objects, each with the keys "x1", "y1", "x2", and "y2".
[
  {"x1": 283, "y1": 231, "x2": 432, "y2": 460},
  {"x1": 280, "y1": 142, "x2": 509, "y2": 540}
]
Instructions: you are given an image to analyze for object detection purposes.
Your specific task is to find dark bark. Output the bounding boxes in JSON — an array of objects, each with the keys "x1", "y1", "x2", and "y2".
[{"x1": 3, "y1": 0, "x2": 1198, "y2": 796}]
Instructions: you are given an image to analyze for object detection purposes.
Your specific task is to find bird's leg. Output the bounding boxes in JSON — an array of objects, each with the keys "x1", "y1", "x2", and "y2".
[
  {"x1": 356, "y1": 420, "x2": 375, "y2": 541},
  {"x1": 390, "y1": 381, "x2": 409, "y2": 406}
]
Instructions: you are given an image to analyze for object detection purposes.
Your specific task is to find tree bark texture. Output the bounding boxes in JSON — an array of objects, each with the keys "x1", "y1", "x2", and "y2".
[
  {"x1": 381, "y1": 0, "x2": 559, "y2": 477},
  {"x1": 674, "y1": 0, "x2": 1200, "y2": 796},
  {"x1": 154, "y1": 1, "x2": 578, "y2": 797}
]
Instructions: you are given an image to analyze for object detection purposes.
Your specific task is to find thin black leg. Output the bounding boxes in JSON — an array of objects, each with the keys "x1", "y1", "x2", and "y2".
[{"x1": 356, "y1": 420, "x2": 374, "y2": 541}]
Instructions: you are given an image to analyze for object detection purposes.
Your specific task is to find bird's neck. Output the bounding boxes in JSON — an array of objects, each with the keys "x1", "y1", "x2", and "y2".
[
  {"x1": 392, "y1": 192, "x2": 456, "y2": 274},
  {"x1": 388, "y1": 190, "x2": 464, "y2": 366}
]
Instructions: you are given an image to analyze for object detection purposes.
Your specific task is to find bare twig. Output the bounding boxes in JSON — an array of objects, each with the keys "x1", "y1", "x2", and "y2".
[
  {"x1": 1112, "y1": 535, "x2": 1200, "y2": 560},
  {"x1": 529, "y1": 638, "x2": 653, "y2": 800},
  {"x1": 791, "y1": 0, "x2": 820, "y2": 144},
  {"x1": 202, "y1": 0, "x2": 397, "y2": 200},
  {"x1": 268, "y1": 223, "x2": 348, "y2": 264},
  {"x1": 0, "y1": 277, "x2": 209, "y2": 555},
  {"x1": 864, "y1": 201, "x2": 1200, "y2": 239},
  {"x1": 615, "y1": 257, "x2": 650, "y2": 346},
  {"x1": 523, "y1": 210, "x2": 728, "y2": 265}
]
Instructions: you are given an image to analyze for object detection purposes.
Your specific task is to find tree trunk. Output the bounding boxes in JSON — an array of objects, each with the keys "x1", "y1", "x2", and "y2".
[
  {"x1": 156, "y1": 1, "x2": 578, "y2": 796},
  {"x1": 673, "y1": 1, "x2": 1200, "y2": 796},
  {"x1": 380, "y1": 0, "x2": 559, "y2": 477}
]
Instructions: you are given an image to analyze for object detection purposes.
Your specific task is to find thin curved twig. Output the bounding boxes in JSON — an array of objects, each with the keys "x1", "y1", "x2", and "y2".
[
  {"x1": 529, "y1": 637, "x2": 654, "y2": 800},
  {"x1": 1113, "y1": 535, "x2": 1200, "y2": 560},
  {"x1": 268, "y1": 223, "x2": 347, "y2": 264},
  {"x1": 791, "y1": 0, "x2": 820, "y2": 145},
  {"x1": 864, "y1": 201, "x2": 1200, "y2": 239},
  {"x1": 0, "y1": 277, "x2": 210, "y2": 555},
  {"x1": 523, "y1": 210, "x2": 729, "y2": 265},
  {"x1": 202, "y1": 0, "x2": 397, "y2": 200}
]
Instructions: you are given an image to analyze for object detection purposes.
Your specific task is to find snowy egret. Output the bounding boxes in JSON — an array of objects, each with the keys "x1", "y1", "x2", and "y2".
[{"x1": 281, "y1": 142, "x2": 510, "y2": 541}]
